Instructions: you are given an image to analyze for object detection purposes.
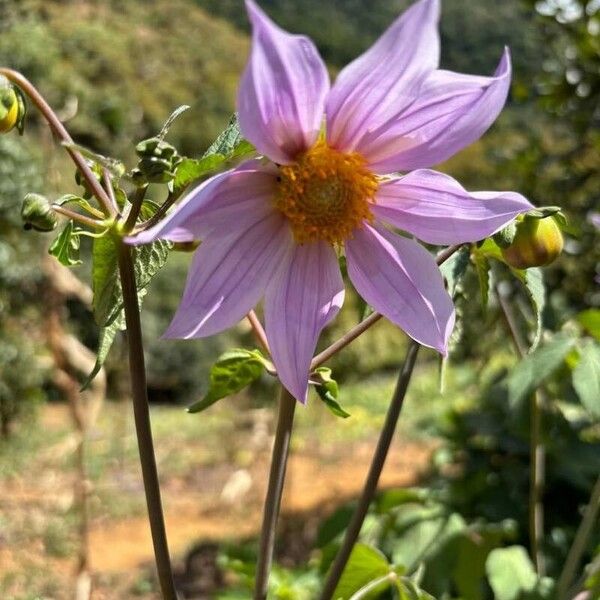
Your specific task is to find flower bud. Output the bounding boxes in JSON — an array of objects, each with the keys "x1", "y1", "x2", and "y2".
[
  {"x1": 501, "y1": 215, "x2": 563, "y2": 269},
  {"x1": 21, "y1": 193, "x2": 58, "y2": 232},
  {"x1": 0, "y1": 79, "x2": 20, "y2": 134}
]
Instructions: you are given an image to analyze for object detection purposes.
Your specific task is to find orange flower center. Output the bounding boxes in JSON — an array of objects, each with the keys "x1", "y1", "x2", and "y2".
[{"x1": 274, "y1": 141, "x2": 378, "y2": 244}]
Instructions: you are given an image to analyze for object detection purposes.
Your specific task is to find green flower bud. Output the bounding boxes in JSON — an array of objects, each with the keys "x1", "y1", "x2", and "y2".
[
  {"x1": 0, "y1": 82, "x2": 19, "y2": 134},
  {"x1": 21, "y1": 193, "x2": 58, "y2": 232},
  {"x1": 137, "y1": 156, "x2": 175, "y2": 183},
  {"x1": 501, "y1": 215, "x2": 564, "y2": 269},
  {"x1": 135, "y1": 137, "x2": 177, "y2": 160}
]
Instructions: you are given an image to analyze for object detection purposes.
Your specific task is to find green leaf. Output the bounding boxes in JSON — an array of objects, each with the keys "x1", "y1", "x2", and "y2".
[
  {"x1": 172, "y1": 154, "x2": 226, "y2": 195},
  {"x1": 48, "y1": 221, "x2": 82, "y2": 266},
  {"x1": 440, "y1": 246, "x2": 471, "y2": 297},
  {"x1": 331, "y1": 543, "x2": 391, "y2": 600},
  {"x1": 313, "y1": 367, "x2": 350, "y2": 418},
  {"x1": 204, "y1": 113, "x2": 244, "y2": 157},
  {"x1": 577, "y1": 309, "x2": 600, "y2": 341},
  {"x1": 91, "y1": 233, "x2": 120, "y2": 325},
  {"x1": 92, "y1": 228, "x2": 171, "y2": 326},
  {"x1": 512, "y1": 267, "x2": 545, "y2": 350},
  {"x1": 485, "y1": 546, "x2": 537, "y2": 600},
  {"x1": 396, "y1": 578, "x2": 436, "y2": 600},
  {"x1": 473, "y1": 252, "x2": 490, "y2": 309},
  {"x1": 81, "y1": 311, "x2": 125, "y2": 390},
  {"x1": 572, "y1": 341, "x2": 600, "y2": 417},
  {"x1": 507, "y1": 333, "x2": 576, "y2": 409},
  {"x1": 187, "y1": 349, "x2": 268, "y2": 413}
]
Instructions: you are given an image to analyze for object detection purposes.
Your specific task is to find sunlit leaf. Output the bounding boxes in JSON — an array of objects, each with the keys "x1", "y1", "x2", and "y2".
[
  {"x1": 485, "y1": 546, "x2": 537, "y2": 600},
  {"x1": 331, "y1": 543, "x2": 391, "y2": 600},
  {"x1": 507, "y1": 333, "x2": 576, "y2": 409},
  {"x1": 48, "y1": 221, "x2": 82, "y2": 266},
  {"x1": 187, "y1": 349, "x2": 269, "y2": 413},
  {"x1": 572, "y1": 341, "x2": 600, "y2": 417}
]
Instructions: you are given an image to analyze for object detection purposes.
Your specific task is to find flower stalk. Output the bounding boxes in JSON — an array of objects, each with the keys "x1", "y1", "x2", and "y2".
[
  {"x1": 254, "y1": 386, "x2": 297, "y2": 600},
  {"x1": 118, "y1": 241, "x2": 178, "y2": 600},
  {"x1": 319, "y1": 341, "x2": 420, "y2": 600},
  {"x1": 496, "y1": 283, "x2": 546, "y2": 575}
]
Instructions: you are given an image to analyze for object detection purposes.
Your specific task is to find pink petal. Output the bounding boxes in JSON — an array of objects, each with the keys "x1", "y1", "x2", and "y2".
[
  {"x1": 238, "y1": 0, "x2": 330, "y2": 164},
  {"x1": 363, "y1": 48, "x2": 512, "y2": 173},
  {"x1": 126, "y1": 161, "x2": 277, "y2": 245},
  {"x1": 326, "y1": 0, "x2": 440, "y2": 153},
  {"x1": 264, "y1": 241, "x2": 344, "y2": 403},
  {"x1": 345, "y1": 223, "x2": 454, "y2": 354},
  {"x1": 164, "y1": 212, "x2": 293, "y2": 339},
  {"x1": 373, "y1": 169, "x2": 532, "y2": 245}
]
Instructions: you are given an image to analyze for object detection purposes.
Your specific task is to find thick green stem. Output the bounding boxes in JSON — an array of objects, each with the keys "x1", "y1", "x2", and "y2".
[
  {"x1": 557, "y1": 475, "x2": 600, "y2": 599},
  {"x1": 319, "y1": 341, "x2": 420, "y2": 600},
  {"x1": 118, "y1": 242, "x2": 177, "y2": 600},
  {"x1": 253, "y1": 387, "x2": 297, "y2": 600}
]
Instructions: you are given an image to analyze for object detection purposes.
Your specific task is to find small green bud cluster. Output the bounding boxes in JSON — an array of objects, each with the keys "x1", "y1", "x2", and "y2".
[{"x1": 131, "y1": 136, "x2": 182, "y2": 185}]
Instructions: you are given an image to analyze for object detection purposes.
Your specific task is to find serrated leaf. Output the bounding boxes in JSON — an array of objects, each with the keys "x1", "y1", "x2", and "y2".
[
  {"x1": 81, "y1": 311, "x2": 125, "y2": 390},
  {"x1": 187, "y1": 349, "x2": 268, "y2": 413},
  {"x1": 48, "y1": 221, "x2": 82, "y2": 266},
  {"x1": 204, "y1": 114, "x2": 243, "y2": 157},
  {"x1": 577, "y1": 309, "x2": 600, "y2": 341},
  {"x1": 507, "y1": 333, "x2": 576, "y2": 409},
  {"x1": 331, "y1": 543, "x2": 391, "y2": 600},
  {"x1": 572, "y1": 341, "x2": 600, "y2": 417},
  {"x1": 314, "y1": 367, "x2": 350, "y2": 418},
  {"x1": 92, "y1": 205, "x2": 171, "y2": 326},
  {"x1": 485, "y1": 546, "x2": 537, "y2": 600},
  {"x1": 440, "y1": 246, "x2": 471, "y2": 297},
  {"x1": 92, "y1": 233, "x2": 120, "y2": 325},
  {"x1": 512, "y1": 267, "x2": 545, "y2": 350}
]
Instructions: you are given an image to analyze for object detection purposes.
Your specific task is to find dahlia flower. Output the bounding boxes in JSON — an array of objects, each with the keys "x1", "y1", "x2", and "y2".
[{"x1": 129, "y1": 0, "x2": 532, "y2": 402}]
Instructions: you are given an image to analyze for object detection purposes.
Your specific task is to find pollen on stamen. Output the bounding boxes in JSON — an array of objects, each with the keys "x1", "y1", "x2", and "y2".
[{"x1": 274, "y1": 141, "x2": 378, "y2": 245}]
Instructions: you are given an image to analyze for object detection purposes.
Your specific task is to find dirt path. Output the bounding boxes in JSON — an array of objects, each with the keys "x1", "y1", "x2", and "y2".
[{"x1": 89, "y1": 441, "x2": 433, "y2": 572}]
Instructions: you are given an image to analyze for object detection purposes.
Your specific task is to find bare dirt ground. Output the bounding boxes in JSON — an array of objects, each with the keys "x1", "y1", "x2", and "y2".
[{"x1": 0, "y1": 402, "x2": 435, "y2": 599}]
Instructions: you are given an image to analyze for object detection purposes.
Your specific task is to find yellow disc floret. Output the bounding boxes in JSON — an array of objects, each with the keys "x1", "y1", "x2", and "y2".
[{"x1": 274, "y1": 141, "x2": 378, "y2": 245}]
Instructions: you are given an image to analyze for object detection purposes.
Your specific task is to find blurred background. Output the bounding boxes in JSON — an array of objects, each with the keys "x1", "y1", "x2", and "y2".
[{"x1": 0, "y1": 0, "x2": 599, "y2": 598}]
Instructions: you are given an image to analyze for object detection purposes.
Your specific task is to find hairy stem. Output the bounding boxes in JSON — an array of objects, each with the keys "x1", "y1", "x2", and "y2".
[
  {"x1": 124, "y1": 185, "x2": 148, "y2": 232},
  {"x1": 557, "y1": 475, "x2": 600, "y2": 599},
  {"x1": 118, "y1": 242, "x2": 177, "y2": 600},
  {"x1": 254, "y1": 387, "x2": 297, "y2": 600},
  {"x1": 0, "y1": 68, "x2": 117, "y2": 219},
  {"x1": 51, "y1": 204, "x2": 105, "y2": 230},
  {"x1": 319, "y1": 341, "x2": 420, "y2": 600},
  {"x1": 496, "y1": 284, "x2": 546, "y2": 575}
]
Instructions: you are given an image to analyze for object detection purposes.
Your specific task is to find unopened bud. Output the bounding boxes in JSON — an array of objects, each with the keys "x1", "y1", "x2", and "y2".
[
  {"x1": 501, "y1": 215, "x2": 564, "y2": 269},
  {"x1": 0, "y1": 76, "x2": 25, "y2": 134},
  {"x1": 21, "y1": 193, "x2": 58, "y2": 232}
]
